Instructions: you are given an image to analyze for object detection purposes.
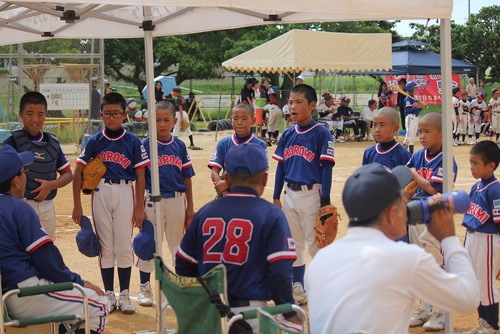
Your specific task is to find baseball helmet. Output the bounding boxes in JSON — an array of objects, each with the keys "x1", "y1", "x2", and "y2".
[
  {"x1": 405, "y1": 81, "x2": 420, "y2": 94},
  {"x1": 134, "y1": 110, "x2": 143, "y2": 121},
  {"x1": 492, "y1": 88, "x2": 500, "y2": 95},
  {"x1": 477, "y1": 93, "x2": 485, "y2": 100},
  {"x1": 127, "y1": 98, "x2": 137, "y2": 111},
  {"x1": 143, "y1": 110, "x2": 149, "y2": 121},
  {"x1": 76, "y1": 215, "x2": 101, "y2": 258}
]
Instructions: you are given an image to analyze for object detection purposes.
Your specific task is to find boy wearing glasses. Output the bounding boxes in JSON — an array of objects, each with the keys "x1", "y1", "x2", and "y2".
[
  {"x1": 72, "y1": 92, "x2": 150, "y2": 315},
  {"x1": 3, "y1": 91, "x2": 73, "y2": 241}
]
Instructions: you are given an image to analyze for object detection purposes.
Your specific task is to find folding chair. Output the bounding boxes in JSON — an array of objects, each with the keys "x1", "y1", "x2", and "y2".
[
  {"x1": 1, "y1": 274, "x2": 90, "y2": 334},
  {"x1": 155, "y1": 256, "x2": 229, "y2": 334},
  {"x1": 257, "y1": 308, "x2": 307, "y2": 333},
  {"x1": 231, "y1": 304, "x2": 308, "y2": 333}
]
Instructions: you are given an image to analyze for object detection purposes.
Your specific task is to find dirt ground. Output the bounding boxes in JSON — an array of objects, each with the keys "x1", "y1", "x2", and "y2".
[{"x1": 7, "y1": 129, "x2": 491, "y2": 333}]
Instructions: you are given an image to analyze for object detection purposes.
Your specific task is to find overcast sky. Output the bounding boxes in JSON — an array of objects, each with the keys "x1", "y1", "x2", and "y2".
[{"x1": 395, "y1": 0, "x2": 497, "y2": 36}]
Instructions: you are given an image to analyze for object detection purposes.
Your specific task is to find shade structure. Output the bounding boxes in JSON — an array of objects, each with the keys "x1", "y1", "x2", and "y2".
[
  {"x1": 392, "y1": 49, "x2": 477, "y2": 75},
  {"x1": 0, "y1": 1, "x2": 452, "y2": 45},
  {"x1": 222, "y1": 30, "x2": 392, "y2": 74}
]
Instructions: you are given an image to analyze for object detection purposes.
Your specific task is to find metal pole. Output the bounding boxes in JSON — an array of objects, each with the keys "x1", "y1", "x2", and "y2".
[{"x1": 440, "y1": 17, "x2": 454, "y2": 334}]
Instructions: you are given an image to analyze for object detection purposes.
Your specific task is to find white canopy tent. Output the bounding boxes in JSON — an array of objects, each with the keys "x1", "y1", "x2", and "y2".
[
  {"x1": 222, "y1": 29, "x2": 392, "y2": 74},
  {"x1": 0, "y1": 1, "x2": 455, "y2": 332}
]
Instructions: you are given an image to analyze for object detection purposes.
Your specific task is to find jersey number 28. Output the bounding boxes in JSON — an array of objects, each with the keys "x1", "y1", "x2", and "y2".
[{"x1": 203, "y1": 218, "x2": 254, "y2": 265}]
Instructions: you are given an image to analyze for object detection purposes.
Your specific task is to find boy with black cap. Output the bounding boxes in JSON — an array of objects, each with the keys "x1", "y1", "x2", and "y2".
[
  {"x1": 306, "y1": 163, "x2": 479, "y2": 334},
  {"x1": 177, "y1": 143, "x2": 301, "y2": 331}
]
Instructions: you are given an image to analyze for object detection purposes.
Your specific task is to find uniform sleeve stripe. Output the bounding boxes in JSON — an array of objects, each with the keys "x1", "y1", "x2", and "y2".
[
  {"x1": 182, "y1": 162, "x2": 193, "y2": 169},
  {"x1": 208, "y1": 162, "x2": 222, "y2": 169},
  {"x1": 134, "y1": 159, "x2": 150, "y2": 169},
  {"x1": 272, "y1": 154, "x2": 283, "y2": 162},
  {"x1": 58, "y1": 162, "x2": 71, "y2": 172},
  {"x1": 430, "y1": 176, "x2": 443, "y2": 183},
  {"x1": 26, "y1": 236, "x2": 52, "y2": 253},
  {"x1": 267, "y1": 251, "x2": 297, "y2": 263},
  {"x1": 177, "y1": 247, "x2": 197, "y2": 264},
  {"x1": 494, "y1": 217, "x2": 500, "y2": 223},
  {"x1": 75, "y1": 159, "x2": 86, "y2": 166},
  {"x1": 320, "y1": 155, "x2": 335, "y2": 163}
]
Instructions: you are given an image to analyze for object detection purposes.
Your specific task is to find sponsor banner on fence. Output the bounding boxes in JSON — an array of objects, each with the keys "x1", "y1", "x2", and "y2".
[{"x1": 385, "y1": 74, "x2": 462, "y2": 105}]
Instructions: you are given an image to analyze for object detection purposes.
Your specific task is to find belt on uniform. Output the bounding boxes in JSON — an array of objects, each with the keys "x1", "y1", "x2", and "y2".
[
  {"x1": 287, "y1": 182, "x2": 314, "y2": 191},
  {"x1": 104, "y1": 178, "x2": 129, "y2": 185},
  {"x1": 466, "y1": 227, "x2": 476, "y2": 233},
  {"x1": 228, "y1": 297, "x2": 250, "y2": 307},
  {"x1": 160, "y1": 192, "x2": 179, "y2": 198}
]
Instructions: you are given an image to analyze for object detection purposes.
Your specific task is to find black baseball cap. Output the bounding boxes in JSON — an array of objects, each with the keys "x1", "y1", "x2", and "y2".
[{"x1": 342, "y1": 163, "x2": 412, "y2": 224}]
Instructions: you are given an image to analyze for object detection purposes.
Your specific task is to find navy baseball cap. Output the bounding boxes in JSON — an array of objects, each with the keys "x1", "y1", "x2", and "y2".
[
  {"x1": 224, "y1": 143, "x2": 268, "y2": 175},
  {"x1": 76, "y1": 216, "x2": 101, "y2": 258},
  {"x1": 133, "y1": 220, "x2": 156, "y2": 261},
  {"x1": 342, "y1": 163, "x2": 412, "y2": 224},
  {"x1": 0, "y1": 145, "x2": 34, "y2": 184}
]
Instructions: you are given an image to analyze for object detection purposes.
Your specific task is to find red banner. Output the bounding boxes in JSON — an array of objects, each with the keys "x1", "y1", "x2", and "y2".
[{"x1": 385, "y1": 74, "x2": 462, "y2": 105}]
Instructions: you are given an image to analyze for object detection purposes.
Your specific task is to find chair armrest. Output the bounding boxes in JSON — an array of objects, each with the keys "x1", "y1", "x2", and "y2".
[{"x1": 17, "y1": 282, "x2": 75, "y2": 297}]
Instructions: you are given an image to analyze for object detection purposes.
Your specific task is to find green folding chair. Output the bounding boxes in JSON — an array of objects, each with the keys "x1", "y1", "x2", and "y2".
[
  {"x1": 1, "y1": 272, "x2": 90, "y2": 334},
  {"x1": 155, "y1": 256, "x2": 229, "y2": 334}
]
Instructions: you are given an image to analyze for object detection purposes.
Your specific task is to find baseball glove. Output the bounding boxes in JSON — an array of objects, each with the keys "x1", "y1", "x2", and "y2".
[
  {"x1": 81, "y1": 157, "x2": 107, "y2": 195},
  {"x1": 314, "y1": 204, "x2": 339, "y2": 248},
  {"x1": 403, "y1": 180, "x2": 419, "y2": 201},
  {"x1": 180, "y1": 118, "x2": 190, "y2": 131}
]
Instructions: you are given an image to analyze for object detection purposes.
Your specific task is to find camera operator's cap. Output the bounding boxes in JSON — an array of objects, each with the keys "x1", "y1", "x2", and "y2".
[
  {"x1": 170, "y1": 87, "x2": 182, "y2": 94},
  {"x1": 225, "y1": 143, "x2": 268, "y2": 175},
  {"x1": 133, "y1": 220, "x2": 156, "y2": 261},
  {"x1": 0, "y1": 145, "x2": 34, "y2": 184},
  {"x1": 342, "y1": 163, "x2": 412, "y2": 224},
  {"x1": 76, "y1": 215, "x2": 101, "y2": 258}
]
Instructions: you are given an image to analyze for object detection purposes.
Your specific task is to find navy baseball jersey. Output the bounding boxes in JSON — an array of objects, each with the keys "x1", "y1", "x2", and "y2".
[
  {"x1": 76, "y1": 129, "x2": 150, "y2": 180},
  {"x1": 176, "y1": 186, "x2": 296, "y2": 302},
  {"x1": 362, "y1": 140, "x2": 411, "y2": 169},
  {"x1": 272, "y1": 121, "x2": 334, "y2": 185},
  {"x1": 404, "y1": 95, "x2": 422, "y2": 116},
  {"x1": 142, "y1": 136, "x2": 195, "y2": 193},
  {"x1": 208, "y1": 133, "x2": 267, "y2": 171},
  {"x1": 462, "y1": 176, "x2": 500, "y2": 234},
  {"x1": 0, "y1": 193, "x2": 83, "y2": 288},
  {"x1": 406, "y1": 148, "x2": 458, "y2": 199}
]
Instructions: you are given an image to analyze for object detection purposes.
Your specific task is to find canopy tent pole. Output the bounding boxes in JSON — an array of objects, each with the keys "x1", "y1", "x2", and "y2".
[{"x1": 215, "y1": 74, "x2": 225, "y2": 141}]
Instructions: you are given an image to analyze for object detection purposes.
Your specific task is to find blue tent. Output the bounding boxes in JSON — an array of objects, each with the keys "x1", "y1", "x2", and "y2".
[{"x1": 391, "y1": 49, "x2": 477, "y2": 75}]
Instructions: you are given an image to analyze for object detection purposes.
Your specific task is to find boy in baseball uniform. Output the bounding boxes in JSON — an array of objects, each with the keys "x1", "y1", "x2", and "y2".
[
  {"x1": 134, "y1": 100, "x2": 195, "y2": 307},
  {"x1": 171, "y1": 86, "x2": 201, "y2": 150},
  {"x1": 488, "y1": 88, "x2": 500, "y2": 143},
  {"x1": 72, "y1": 92, "x2": 150, "y2": 314},
  {"x1": 402, "y1": 81, "x2": 423, "y2": 154},
  {"x1": 3, "y1": 91, "x2": 73, "y2": 240},
  {"x1": 458, "y1": 91, "x2": 471, "y2": 145},
  {"x1": 462, "y1": 141, "x2": 500, "y2": 334},
  {"x1": 452, "y1": 87, "x2": 462, "y2": 146},
  {"x1": 469, "y1": 93, "x2": 488, "y2": 144},
  {"x1": 208, "y1": 103, "x2": 267, "y2": 197},
  {"x1": 272, "y1": 84, "x2": 335, "y2": 305},
  {"x1": 406, "y1": 112, "x2": 458, "y2": 331}
]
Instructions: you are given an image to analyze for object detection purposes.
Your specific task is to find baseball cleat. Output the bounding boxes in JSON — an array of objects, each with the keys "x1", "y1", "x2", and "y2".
[
  {"x1": 292, "y1": 282, "x2": 308, "y2": 306},
  {"x1": 118, "y1": 289, "x2": 136, "y2": 314},
  {"x1": 422, "y1": 312, "x2": 445, "y2": 331},
  {"x1": 105, "y1": 290, "x2": 117, "y2": 312},
  {"x1": 463, "y1": 319, "x2": 488, "y2": 334},
  {"x1": 409, "y1": 308, "x2": 431, "y2": 327},
  {"x1": 138, "y1": 282, "x2": 154, "y2": 307}
]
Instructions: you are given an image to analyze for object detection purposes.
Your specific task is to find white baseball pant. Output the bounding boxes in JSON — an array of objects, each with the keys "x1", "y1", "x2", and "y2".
[
  {"x1": 26, "y1": 199, "x2": 56, "y2": 241},
  {"x1": 491, "y1": 113, "x2": 500, "y2": 133},
  {"x1": 173, "y1": 111, "x2": 193, "y2": 137},
  {"x1": 404, "y1": 114, "x2": 419, "y2": 145}
]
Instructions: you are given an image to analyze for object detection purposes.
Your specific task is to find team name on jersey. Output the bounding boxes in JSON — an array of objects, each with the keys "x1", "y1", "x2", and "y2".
[
  {"x1": 283, "y1": 145, "x2": 315, "y2": 162},
  {"x1": 98, "y1": 151, "x2": 131, "y2": 169},
  {"x1": 158, "y1": 154, "x2": 182, "y2": 170},
  {"x1": 467, "y1": 203, "x2": 490, "y2": 224},
  {"x1": 418, "y1": 167, "x2": 443, "y2": 180}
]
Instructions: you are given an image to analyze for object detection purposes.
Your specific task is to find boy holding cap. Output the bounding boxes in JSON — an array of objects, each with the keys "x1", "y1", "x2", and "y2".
[
  {"x1": 0, "y1": 145, "x2": 109, "y2": 333},
  {"x1": 177, "y1": 143, "x2": 301, "y2": 331},
  {"x1": 306, "y1": 163, "x2": 479, "y2": 334}
]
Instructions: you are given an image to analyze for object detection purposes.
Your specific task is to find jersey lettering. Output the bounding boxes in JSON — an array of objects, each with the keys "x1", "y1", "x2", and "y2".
[
  {"x1": 158, "y1": 155, "x2": 182, "y2": 170},
  {"x1": 202, "y1": 218, "x2": 253, "y2": 265},
  {"x1": 99, "y1": 151, "x2": 131, "y2": 169},
  {"x1": 283, "y1": 145, "x2": 315, "y2": 162},
  {"x1": 418, "y1": 167, "x2": 433, "y2": 180},
  {"x1": 467, "y1": 203, "x2": 491, "y2": 224}
]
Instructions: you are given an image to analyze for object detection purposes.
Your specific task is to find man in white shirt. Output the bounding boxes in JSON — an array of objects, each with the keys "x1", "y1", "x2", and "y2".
[
  {"x1": 317, "y1": 95, "x2": 344, "y2": 143},
  {"x1": 306, "y1": 163, "x2": 480, "y2": 334}
]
